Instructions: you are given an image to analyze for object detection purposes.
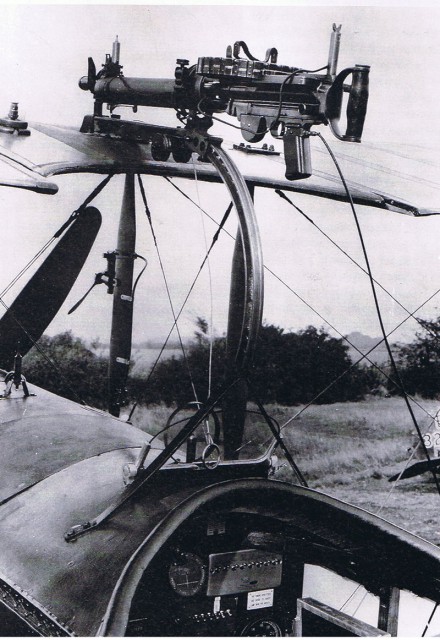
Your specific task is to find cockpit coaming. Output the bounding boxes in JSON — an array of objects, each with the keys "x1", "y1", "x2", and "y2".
[{"x1": 98, "y1": 480, "x2": 440, "y2": 637}]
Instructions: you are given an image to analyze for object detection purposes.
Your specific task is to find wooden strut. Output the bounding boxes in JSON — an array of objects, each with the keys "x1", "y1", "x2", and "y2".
[
  {"x1": 108, "y1": 173, "x2": 136, "y2": 417},
  {"x1": 64, "y1": 141, "x2": 264, "y2": 541}
]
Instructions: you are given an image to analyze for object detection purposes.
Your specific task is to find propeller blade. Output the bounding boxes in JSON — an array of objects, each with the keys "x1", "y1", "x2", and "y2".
[
  {"x1": 388, "y1": 457, "x2": 440, "y2": 481},
  {"x1": 0, "y1": 206, "x2": 102, "y2": 369}
]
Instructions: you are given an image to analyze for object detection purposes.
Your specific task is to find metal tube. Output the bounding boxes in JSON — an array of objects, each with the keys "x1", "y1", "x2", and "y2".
[
  {"x1": 223, "y1": 185, "x2": 254, "y2": 458},
  {"x1": 93, "y1": 77, "x2": 175, "y2": 108},
  {"x1": 112, "y1": 36, "x2": 120, "y2": 64},
  {"x1": 327, "y1": 23, "x2": 342, "y2": 77}
]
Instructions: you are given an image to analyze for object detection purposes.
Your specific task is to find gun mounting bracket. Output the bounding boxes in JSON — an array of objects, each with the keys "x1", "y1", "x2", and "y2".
[
  {"x1": 1, "y1": 371, "x2": 31, "y2": 399},
  {"x1": 1, "y1": 348, "x2": 34, "y2": 399},
  {"x1": 80, "y1": 115, "x2": 222, "y2": 163}
]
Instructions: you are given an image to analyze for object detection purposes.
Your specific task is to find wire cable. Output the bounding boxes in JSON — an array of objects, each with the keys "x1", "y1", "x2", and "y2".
[
  {"x1": 192, "y1": 159, "x2": 215, "y2": 398},
  {"x1": 165, "y1": 177, "x2": 440, "y2": 428},
  {"x1": 422, "y1": 602, "x2": 439, "y2": 637},
  {"x1": 166, "y1": 177, "x2": 394, "y2": 372},
  {"x1": 163, "y1": 163, "x2": 440, "y2": 502},
  {"x1": 339, "y1": 584, "x2": 363, "y2": 613},
  {"x1": 137, "y1": 175, "x2": 199, "y2": 404},
  {"x1": 0, "y1": 174, "x2": 114, "y2": 299},
  {"x1": 0, "y1": 175, "x2": 114, "y2": 407},
  {"x1": 275, "y1": 188, "x2": 440, "y2": 341},
  {"x1": 166, "y1": 176, "x2": 440, "y2": 424},
  {"x1": 316, "y1": 131, "x2": 440, "y2": 496},
  {"x1": 127, "y1": 180, "x2": 234, "y2": 422}
]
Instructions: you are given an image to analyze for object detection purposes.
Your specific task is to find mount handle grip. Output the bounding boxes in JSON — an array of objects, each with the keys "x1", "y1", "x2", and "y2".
[{"x1": 326, "y1": 64, "x2": 370, "y2": 142}]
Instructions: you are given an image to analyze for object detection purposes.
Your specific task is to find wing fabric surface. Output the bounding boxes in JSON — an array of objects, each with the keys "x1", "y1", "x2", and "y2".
[
  {"x1": 0, "y1": 145, "x2": 57, "y2": 194},
  {"x1": 0, "y1": 123, "x2": 438, "y2": 215}
]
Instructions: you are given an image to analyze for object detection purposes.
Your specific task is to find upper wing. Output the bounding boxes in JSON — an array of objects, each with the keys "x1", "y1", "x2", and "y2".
[
  {"x1": 0, "y1": 140, "x2": 58, "y2": 194},
  {"x1": 0, "y1": 121, "x2": 438, "y2": 216}
]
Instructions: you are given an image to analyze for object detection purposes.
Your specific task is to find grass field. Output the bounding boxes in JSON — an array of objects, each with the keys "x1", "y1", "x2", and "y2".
[
  {"x1": 131, "y1": 396, "x2": 440, "y2": 545},
  {"x1": 273, "y1": 397, "x2": 440, "y2": 544}
]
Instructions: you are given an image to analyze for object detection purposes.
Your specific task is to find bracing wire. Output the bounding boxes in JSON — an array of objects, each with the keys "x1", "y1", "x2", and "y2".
[
  {"x1": 244, "y1": 145, "x2": 440, "y2": 419},
  {"x1": 275, "y1": 188, "x2": 440, "y2": 341},
  {"x1": 137, "y1": 175, "x2": 199, "y2": 404},
  {"x1": 338, "y1": 584, "x2": 375, "y2": 624},
  {"x1": 0, "y1": 174, "x2": 114, "y2": 407},
  {"x1": 0, "y1": 173, "x2": 114, "y2": 299},
  {"x1": 316, "y1": 131, "x2": 440, "y2": 496},
  {"x1": 165, "y1": 164, "x2": 440, "y2": 533},
  {"x1": 266, "y1": 139, "x2": 440, "y2": 342},
  {"x1": 279, "y1": 291, "x2": 439, "y2": 428},
  {"x1": 166, "y1": 175, "x2": 440, "y2": 425},
  {"x1": 272, "y1": 190, "x2": 440, "y2": 420},
  {"x1": 226, "y1": 132, "x2": 440, "y2": 337},
  {"x1": 422, "y1": 602, "x2": 439, "y2": 637},
  {"x1": 218, "y1": 136, "x2": 440, "y2": 428},
  {"x1": 227, "y1": 133, "x2": 440, "y2": 341},
  {"x1": 127, "y1": 178, "x2": 234, "y2": 422},
  {"x1": 0, "y1": 239, "x2": 56, "y2": 299},
  {"x1": 339, "y1": 584, "x2": 363, "y2": 613},
  {"x1": 351, "y1": 589, "x2": 370, "y2": 618},
  {"x1": 192, "y1": 160, "x2": 215, "y2": 398}
]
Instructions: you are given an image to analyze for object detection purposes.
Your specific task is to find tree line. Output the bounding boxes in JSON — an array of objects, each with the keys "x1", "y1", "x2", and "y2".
[
  {"x1": 20, "y1": 316, "x2": 440, "y2": 409},
  {"x1": 391, "y1": 317, "x2": 440, "y2": 398}
]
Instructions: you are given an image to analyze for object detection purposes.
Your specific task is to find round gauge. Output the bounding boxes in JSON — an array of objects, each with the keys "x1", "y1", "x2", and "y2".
[
  {"x1": 240, "y1": 619, "x2": 282, "y2": 636},
  {"x1": 168, "y1": 552, "x2": 206, "y2": 597}
]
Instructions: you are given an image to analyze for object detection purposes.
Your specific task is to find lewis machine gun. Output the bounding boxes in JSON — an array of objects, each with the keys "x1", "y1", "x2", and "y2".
[{"x1": 79, "y1": 25, "x2": 370, "y2": 180}]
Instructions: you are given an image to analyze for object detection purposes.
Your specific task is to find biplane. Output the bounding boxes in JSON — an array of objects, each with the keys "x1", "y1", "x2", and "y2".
[{"x1": 0, "y1": 24, "x2": 440, "y2": 638}]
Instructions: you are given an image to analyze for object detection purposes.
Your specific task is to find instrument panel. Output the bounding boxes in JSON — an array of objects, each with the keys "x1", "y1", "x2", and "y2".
[
  {"x1": 126, "y1": 512, "x2": 298, "y2": 636},
  {"x1": 168, "y1": 552, "x2": 207, "y2": 597}
]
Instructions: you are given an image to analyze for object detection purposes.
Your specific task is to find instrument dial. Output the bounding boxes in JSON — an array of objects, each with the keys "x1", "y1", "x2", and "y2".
[
  {"x1": 240, "y1": 618, "x2": 282, "y2": 636},
  {"x1": 168, "y1": 552, "x2": 206, "y2": 597}
]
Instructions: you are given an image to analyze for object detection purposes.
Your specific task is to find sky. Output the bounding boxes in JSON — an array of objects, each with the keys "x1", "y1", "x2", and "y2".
[{"x1": 1, "y1": 3, "x2": 440, "y2": 349}]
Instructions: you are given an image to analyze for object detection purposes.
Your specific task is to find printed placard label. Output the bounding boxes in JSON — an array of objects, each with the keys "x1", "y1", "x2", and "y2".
[{"x1": 247, "y1": 589, "x2": 274, "y2": 610}]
